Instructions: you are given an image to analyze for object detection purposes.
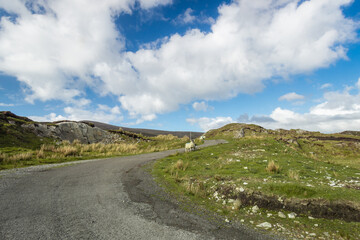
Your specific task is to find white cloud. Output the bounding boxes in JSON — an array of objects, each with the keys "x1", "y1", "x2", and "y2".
[
  {"x1": 173, "y1": 8, "x2": 214, "y2": 25},
  {"x1": 191, "y1": 80, "x2": 360, "y2": 133},
  {"x1": 248, "y1": 81, "x2": 360, "y2": 132},
  {"x1": 279, "y1": 92, "x2": 305, "y2": 101},
  {"x1": 192, "y1": 101, "x2": 212, "y2": 111},
  {"x1": 0, "y1": 102, "x2": 14, "y2": 107},
  {"x1": 320, "y1": 83, "x2": 333, "y2": 89},
  {"x1": 187, "y1": 117, "x2": 234, "y2": 132},
  {"x1": 179, "y1": 8, "x2": 196, "y2": 24},
  {"x1": 0, "y1": 0, "x2": 358, "y2": 122},
  {"x1": 30, "y1": 104, "x2": 123, "y2": 123}
]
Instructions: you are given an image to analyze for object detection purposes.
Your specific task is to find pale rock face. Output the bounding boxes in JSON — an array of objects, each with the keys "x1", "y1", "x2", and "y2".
[
  {"x1": 22, "y1": 122, "x2": 121, "y2": 144},
  {"x1": 234, "y1": 128, "x2": 245, "y2": 138}
]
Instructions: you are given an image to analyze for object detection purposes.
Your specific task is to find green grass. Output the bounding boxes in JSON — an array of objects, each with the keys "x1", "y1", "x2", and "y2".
[{"x1": 152, "y1": 136, "x2": 360, "y2": 239}]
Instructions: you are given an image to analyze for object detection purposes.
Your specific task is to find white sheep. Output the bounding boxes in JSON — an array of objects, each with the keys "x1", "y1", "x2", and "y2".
[{"x1": 185, "y1": 140, "x2": 196, "y2": 152}]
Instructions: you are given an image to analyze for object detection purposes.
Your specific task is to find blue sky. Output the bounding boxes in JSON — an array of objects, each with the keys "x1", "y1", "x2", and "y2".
[{"x1": 0, "y1": 0, "x2": 359, "y2": 133}]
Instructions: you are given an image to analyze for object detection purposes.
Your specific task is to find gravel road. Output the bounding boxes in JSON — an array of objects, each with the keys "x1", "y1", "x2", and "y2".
[{"x1": 0, "y1": 140, "x2": 278, "y2": 240}]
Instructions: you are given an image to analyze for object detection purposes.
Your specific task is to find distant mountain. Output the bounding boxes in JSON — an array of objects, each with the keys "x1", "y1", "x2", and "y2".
[{"x1": 82, "y1": 120, "x2": 204, "y2": 138}]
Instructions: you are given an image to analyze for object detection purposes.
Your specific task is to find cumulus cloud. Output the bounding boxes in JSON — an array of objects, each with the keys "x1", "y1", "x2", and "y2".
[
  {"x1": 190, "y1": 79, "x2": 360, "y2": 133},
  {"x1": 279, "y1": 92, "x2": 305, "y2": 101},
  {"x1": 0, "y1": 0, "x2": 358, "y2": 122},
  {"x1": 30, "y1": 104, "x2": 123, "y2": 123},
  {"x1": 187, "y1": 117, "x2": 234, "y2": 132},
  {"x1": 192, "y1": 101, "x2": 212, "y2": 111}
]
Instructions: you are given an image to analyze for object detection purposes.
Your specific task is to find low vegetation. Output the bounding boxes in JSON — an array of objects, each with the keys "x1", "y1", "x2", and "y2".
[
  {"x1": 0, "y1": 135, "x2": 189, "y2": 170},
  {"x1": 152, "y1": 123, "x2": 360, "y2": 239}
]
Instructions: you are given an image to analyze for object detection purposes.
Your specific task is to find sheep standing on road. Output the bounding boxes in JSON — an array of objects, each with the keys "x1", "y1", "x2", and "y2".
[{"x1": 185, "y1": 140, "x2": 196, "y2": 152}]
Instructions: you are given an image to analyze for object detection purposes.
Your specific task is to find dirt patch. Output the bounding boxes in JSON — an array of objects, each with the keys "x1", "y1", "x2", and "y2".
[{"x1": 233, "y1": 191, "x2": 360, "y2": 222}]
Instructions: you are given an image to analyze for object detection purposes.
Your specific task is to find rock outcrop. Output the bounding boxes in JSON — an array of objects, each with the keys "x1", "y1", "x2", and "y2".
[{"x1": 22, "y1": 122, "x2": 121, "y2": 144}]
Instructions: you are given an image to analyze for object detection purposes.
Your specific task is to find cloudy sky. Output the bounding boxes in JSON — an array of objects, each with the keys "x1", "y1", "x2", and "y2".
[{"x1": 0, "y1": 0, "x2": 359, "y2": 133}]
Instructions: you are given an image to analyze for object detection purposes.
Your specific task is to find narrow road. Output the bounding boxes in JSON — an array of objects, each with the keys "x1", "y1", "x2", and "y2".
[{"x1": 0, "y1": 140, "x2": 277, "y2": 240}]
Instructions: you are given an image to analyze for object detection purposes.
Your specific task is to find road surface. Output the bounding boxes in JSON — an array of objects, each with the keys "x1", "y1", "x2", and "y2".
[{"x1": 0, "y1": 140, "x2": 278, "y2": 240}]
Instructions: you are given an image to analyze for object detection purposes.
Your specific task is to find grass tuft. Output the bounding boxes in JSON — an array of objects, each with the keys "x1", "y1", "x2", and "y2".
[
  {"x1": 288, "y1": 169, "x2": 300, "y2": 180},
  {"x1": 266, "y1": 160, "x2": 280, "y2": 173}
]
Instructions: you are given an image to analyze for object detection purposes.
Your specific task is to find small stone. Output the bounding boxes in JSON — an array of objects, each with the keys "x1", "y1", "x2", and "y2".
[
  {"x1": 243, "y1": 182, "x2": 248, "y2": 185},
  {"x1": 244, "y1": 167, "x2": 248, "y2": 170},
  {"x1": 252, "y1": 205, "x2": 259, "y2": 213},
  {"x1": 323, "y1": 232, "x2": 330, "y2": 237},
  {"x1": 309, "y1": 233, "x2": 316, "y2": 237},
  {"x1": 267, "y1": 213, "x2": 272, "y2": 217},
  {"x1": 225, "y1": 218, "x2": 230, "y2": 223},
  {"x1": 240, "y1": 219, "x2": 245, "y2": 223},
  {"x1": 308, "y1": 216, "x2": 314, "y2": 219},
  {"x1": 314, "y1": 224, "x2": 318, "y2": 227},
  {"x1": 278, "y1": 212, "x2": 286, "y2": 218},
  {"x1": 257, "y1": 222, "x2": 272, "y2": 229},
  {"x1": 250, "y1": 221, "x2": 254, "y2": 224},
  {"x1": 288, "y1": 212, "x2": 297, "y2": 219},
  {"x1": 239, "y1": 187, "x2": 245, "y2": 192}
]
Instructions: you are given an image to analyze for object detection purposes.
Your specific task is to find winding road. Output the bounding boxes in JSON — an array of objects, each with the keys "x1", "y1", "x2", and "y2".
[{"x1": 0, "y1": 140, "x2": 277, "y2": 240}]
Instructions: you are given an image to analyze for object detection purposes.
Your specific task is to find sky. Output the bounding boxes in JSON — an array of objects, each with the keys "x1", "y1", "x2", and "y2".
[{"x1": 0, "y1": 0, "x2": 360, "y2": 133}]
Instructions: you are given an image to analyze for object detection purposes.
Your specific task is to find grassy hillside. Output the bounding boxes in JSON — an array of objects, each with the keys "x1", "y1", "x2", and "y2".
[
  {"x1": 0, "y1": 111, "x2": 190, "y2": 170},
  {"x1": 0, "y1": 111, "x2": 55, "y2": 149},
  {"x1": 152, "y1": 123, "x2": 360, "y2": 239}
]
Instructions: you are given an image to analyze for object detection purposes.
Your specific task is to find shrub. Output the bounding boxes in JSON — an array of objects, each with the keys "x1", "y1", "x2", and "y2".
[{"x1": 266, "y1": 160, "x2": 280, "y2": 173}]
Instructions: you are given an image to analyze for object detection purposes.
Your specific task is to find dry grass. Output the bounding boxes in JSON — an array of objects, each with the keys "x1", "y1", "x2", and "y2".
[
  {"x1": 185, "y1": 180, "x2": 206, "y2": 196},
  {"x1": 56, "y1": 145, "x2": 79, "y2": 157},
  {"x1": 154, "y1": 134, "x2": 178, "y2": 141},
  {"x1": 1, "y1": 135, "x2": 187, "y2": 169},
  {"x1": 36, "y1": 149, "x2": 45, "y2": 159},
  {"x1": 8, "y1": 152, "x2": 33, "y2": 162},
  {"x1": 288, "y1": 169, "x2": 300, "y2": 180},
  {"x1": 266, "y1": 160, "x2": 280, "y2": 173},
  {"x1": 233, "y1": 199, "x2": 242, "y2": 210},
  {"x1": 176, "y1": 160, "x2": 184, "y2": 169},
  {"x1": 0, "y1": 153, "x2": 6, "y2": 163}
]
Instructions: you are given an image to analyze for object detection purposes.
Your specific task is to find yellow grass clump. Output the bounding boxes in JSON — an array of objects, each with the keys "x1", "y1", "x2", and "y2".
[
  {"x1": 266, "y1": 160, "x2": 280, "y2": 173},
  {"x1": 288, "y1": 169, "x2": 300, "y2": 180},
  {"x1": 155, "y1": 134, "x2": 178, "y2": 141}
]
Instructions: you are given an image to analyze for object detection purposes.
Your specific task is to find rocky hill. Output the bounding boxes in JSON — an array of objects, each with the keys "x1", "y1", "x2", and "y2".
[
  {"x1": 0, "y1": 111, "x2": 203, "y2": 148},
  {"x1": 0, "y1": 111, "x2": 124, "y2": 147}
]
